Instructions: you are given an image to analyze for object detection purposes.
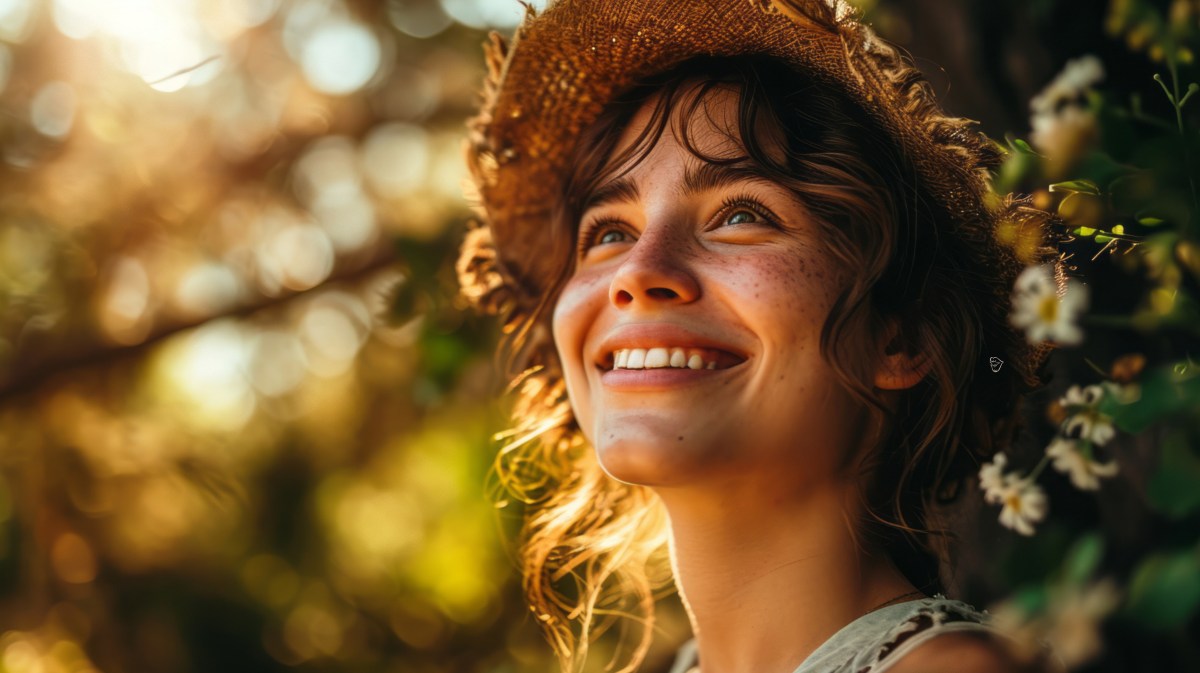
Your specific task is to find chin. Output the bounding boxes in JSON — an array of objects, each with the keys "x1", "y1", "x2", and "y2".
[
  {"x1": 590, "y1": 414, "x2": 731, "y2": 487},
  {"x1": 595, "y1": 439, "x2": 674, "y2": 486}
]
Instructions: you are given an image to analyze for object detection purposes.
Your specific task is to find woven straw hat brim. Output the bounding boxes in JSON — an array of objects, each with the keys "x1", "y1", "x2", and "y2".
[{"x1": 459, "y1": 0, "x2": 1060, "y2": 392}]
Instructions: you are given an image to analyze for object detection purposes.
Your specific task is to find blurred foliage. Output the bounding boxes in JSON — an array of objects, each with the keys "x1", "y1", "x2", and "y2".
[
  {"x1": 0, "y1": 1, "x2": 1197, "y2": 673},
  {"x1": 0, "y1": 1, "x2": 616, "y2": 672},
  {"x1": 966, "y1": 0, "x2": 1200, "y2": 670}
]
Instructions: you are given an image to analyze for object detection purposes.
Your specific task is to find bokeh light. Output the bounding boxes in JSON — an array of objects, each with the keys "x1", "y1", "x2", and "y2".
[
  {"x1": 30, "y1": 81, "x2": 77, "y2": 138},
  {"x1": 0, "y1": 0, "x2": 35, "y2": 43},
  {"x1": 244, "y1": 202, "x2": 336, "y2": 296},
  {"x1": 388, "y1": 0, "x2": 455, "y2": 39},
  {"x1": 247, "y1": 330, "x2": 309, "y2": 396},
  {"x1": 53, "y1": 0, "x2": 224, "y2": 91},
  {"x1": 161, "y1": 319, "x2": 256, "y2": 430},
  {"x1": 97, "y1": 256, "x2": 152, "y2": 345},
  {"x1": 199, "y1": 0, "x2": 281, "y2": 41},
  {"x1": 438, "y1": 0, "x2": 547, "y2": 29},
  {"x1": 300, "y1": 19, "x2": 382, "y2": 95},
  {"x1": 171, "y1": 261, "x2": 244, "y2": 319},
  {"x1": 361, "y1": 122, "x2": 430, "y2": 198}
]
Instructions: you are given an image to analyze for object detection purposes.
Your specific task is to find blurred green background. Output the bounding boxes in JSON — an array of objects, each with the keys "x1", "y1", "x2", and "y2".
[{"x1": 0, "y1": 1, "x2": 1196, "y2": 672}]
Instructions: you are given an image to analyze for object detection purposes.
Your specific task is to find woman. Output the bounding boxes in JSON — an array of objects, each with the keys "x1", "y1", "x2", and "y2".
[{"x1": 457, "y1": 1, "x2": 1062, "y2": 672}]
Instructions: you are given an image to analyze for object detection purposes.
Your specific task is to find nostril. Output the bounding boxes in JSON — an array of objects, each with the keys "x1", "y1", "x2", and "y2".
[
  {"x1": 647, "y1": 287, "x2": 679, "y2": 300},
  {"x1": 614, "y1": 289, "x2": 634, "y2": 304}
]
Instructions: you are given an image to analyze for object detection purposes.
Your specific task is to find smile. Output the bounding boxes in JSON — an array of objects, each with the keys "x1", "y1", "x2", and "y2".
[
  {"x1": 593, "y1": 323, "x2": 749, "y2": 379},
  {"x1": 611, "y1": 347, "x2": 720, "y2": 370}
]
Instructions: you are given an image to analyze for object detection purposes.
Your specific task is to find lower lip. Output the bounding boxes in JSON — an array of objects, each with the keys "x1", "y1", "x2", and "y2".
[{"x1": 598, "y1": 366, "x2": 735, "y2": 390}]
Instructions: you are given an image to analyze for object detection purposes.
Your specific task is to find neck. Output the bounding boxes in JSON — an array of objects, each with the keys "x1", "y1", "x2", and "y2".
[{"x1": 659, "y1": 479, "x2": 920, "y2": 673}]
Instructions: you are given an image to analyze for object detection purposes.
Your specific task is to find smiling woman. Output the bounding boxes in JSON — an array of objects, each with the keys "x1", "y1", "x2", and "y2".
[
  {"x1": 456, "y1": 2, "x2": 1064, "y2": 673},
  {"x1": 554, "y1": 63, "x2": 888, "y2": 499}
]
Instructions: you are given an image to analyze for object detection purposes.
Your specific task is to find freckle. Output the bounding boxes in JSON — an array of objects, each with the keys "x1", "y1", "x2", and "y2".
[{"x1": 677, "y1": 436, "x2": 684, "y2": 441}]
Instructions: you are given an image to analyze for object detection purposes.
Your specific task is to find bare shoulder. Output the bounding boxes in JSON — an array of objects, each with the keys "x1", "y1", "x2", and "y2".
[{"x1": 884, "y1": 631, "x2": 1046, "y2": 673}]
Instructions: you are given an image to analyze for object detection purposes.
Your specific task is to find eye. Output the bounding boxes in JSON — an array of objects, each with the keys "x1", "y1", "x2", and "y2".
[
  {"x1": 577, "y1": 217, "x2": 632, "y2": 257},
  {"x1": 714, "y1": 195, "x2": 779, "y2": 230},
  {"x1": 598, "y1": 230, "x2": 628, "y2": 244},
  {"x1": 725, "y1": 209, "x2": 758, "y2": 226}
]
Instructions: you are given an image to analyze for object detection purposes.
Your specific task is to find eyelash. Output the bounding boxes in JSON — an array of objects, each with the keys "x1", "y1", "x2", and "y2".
[
  {"x1": 575, "y1": 193, "x2": 780, "y2": 256},
  {"x1": 716, "y1": 194, "x2": 781, "y2": 230},
  {"x1": 575, "y1": 216, "x2": 626, "y2": 257}
]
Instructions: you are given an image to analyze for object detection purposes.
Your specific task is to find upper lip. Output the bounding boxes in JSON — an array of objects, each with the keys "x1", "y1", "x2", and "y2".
[{"x1": 593, "y1": 323, "x2": 750, "y2": 369}]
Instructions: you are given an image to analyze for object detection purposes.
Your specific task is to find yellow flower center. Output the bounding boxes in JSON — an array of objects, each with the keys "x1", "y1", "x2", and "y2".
[
  {"x1": 1005, "y1": 492, "x2": 1023, "y2": 512},
  {"x1": 1038, "y1": 295, "x2": 1059, "y2": 323}
]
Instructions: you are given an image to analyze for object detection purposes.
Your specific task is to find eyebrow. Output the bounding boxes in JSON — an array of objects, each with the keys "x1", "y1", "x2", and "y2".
[
  {"x1": 679, "y1": 161, "x2": 778, "y2": 198},
  {"x1": 581, "y1": 161, "x2": 777, "y2": 213},
  {"x1": 582, "y1": 177, "x2": 641, "y2": 212}
]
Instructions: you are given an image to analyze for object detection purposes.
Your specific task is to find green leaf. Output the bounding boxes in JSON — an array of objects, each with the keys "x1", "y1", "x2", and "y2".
[
  {"x1": 1010, "y1": 138, "x2": 1037, "y2": 155},
  {"x1": 1098, "y1": 363, "x2": 1200, "y2": 433},
  {"x1": 1148, "y1": 431, "x2": 1200, "y2": 518},
  {"x1": 1095, "y1": 234, "x2": 1114, "y2": 243},
  {"x1": 1063, "y1": 533, "x2": 1105, "y2": 585},
  {"x1": 1112, "y1": 224, "x2": 1125, "y2": 235},
  {"x1": 1076, "y1": 226, "x2": 1098, "y2": 237},
  {"x1": 994, "y1": 152, "x2": 1039, "y2": 195},
  {"x1": 1013, "y1": 585, "x2": 1049, "y2": 616},
  {"x1": 1139, "y1": 217, "x2": 1165, "y2": 226},
  {"x1": 1049, "y1": 179, "x2": 1101, "y2": 195},
  {"x1": 1125, "y1": 548, "x2": 1200, "y2": 631}
]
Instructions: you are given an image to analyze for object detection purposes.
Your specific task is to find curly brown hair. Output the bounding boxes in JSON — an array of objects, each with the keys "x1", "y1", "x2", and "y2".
[{"x1": 458, "y1": 55, "x2": 1060, "y2": 673}]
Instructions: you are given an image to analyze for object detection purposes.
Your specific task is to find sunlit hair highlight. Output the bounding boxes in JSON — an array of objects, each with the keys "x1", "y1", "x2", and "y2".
[{"x1": 486, "y1": 55, "x2": 1032, "y2": 673}]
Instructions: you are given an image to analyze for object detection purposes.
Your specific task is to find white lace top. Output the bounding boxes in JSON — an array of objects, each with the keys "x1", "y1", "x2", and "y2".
[{"x1": 666, "y1": 595, "x2": 994, "y2": 673}]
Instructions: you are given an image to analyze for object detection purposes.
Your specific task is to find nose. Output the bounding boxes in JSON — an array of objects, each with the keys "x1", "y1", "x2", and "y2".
[{"x1": 608, "y1": 226, "x2": 701, "y2": 308}]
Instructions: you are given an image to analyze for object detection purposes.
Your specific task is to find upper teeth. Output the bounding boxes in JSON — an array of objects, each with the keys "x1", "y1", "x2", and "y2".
[{"x1": 612, "y1": 347, "x2": 718, "y2": 370}]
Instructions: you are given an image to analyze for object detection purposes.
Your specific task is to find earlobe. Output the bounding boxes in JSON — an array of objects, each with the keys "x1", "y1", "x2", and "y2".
[
  {"x1": 875, "y1": 351, "x2": 931, "y2": 390},
  {"x1": 874, "y1": 322, "x2": 931, "y2": 390}
]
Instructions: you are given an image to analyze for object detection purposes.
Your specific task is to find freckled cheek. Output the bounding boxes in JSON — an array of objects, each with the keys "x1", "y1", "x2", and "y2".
[{"x1": 720, "y1": 253, "x2": 831, "y2": 341}]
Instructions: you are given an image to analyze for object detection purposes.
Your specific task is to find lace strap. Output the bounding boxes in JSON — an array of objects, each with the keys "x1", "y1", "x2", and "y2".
[{"x1": 869, "y1": 620, "x2": 997, "y2": 673}]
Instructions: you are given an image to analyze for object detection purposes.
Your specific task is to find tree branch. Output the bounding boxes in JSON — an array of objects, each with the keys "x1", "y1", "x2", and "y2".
[{"x1": 0, "y1": 247, "x2": 398, "y2": 401}]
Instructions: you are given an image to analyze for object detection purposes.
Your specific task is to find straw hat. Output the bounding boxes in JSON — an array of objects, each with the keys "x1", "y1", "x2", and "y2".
[{"x1": 457, "y1": 0, "x2": 1062, "y2": 393}]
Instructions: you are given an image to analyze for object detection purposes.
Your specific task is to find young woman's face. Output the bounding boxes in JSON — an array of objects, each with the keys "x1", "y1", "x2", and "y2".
[{"x1": 552, "y1": 85, "x2": 873, "y2": 493}]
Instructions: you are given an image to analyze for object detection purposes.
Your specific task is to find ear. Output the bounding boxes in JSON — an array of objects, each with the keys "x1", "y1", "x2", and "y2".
[{"x1": 873, "y1": 318, "x2": 931, "y2": 391}]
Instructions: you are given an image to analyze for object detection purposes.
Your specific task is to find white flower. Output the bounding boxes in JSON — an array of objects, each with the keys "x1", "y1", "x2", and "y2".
[
  {"x1": 1046, "y1": 437, "x2": 1119, "y2": 491},
  {"x1": 997, "y1": 476, "x2": 1048, "y2": 536},
  {"x1": 1010, "y1": 264, "x2": 1089, "y2": 346},
  {"x1": 1059, "y1": 56, "x2": 1105, "y2": 94},
  {"x1": 1030, "y1": 105, "x2": 1098, "y2": 161},
  {"x1": 1030, "y1": 55, "x2": 1105, "y2": 117},
  {"x1": 1014, "y1": 262, "x2": 1057, "y2": 296},
  {"x1": 1063, "y1": 413, "x2": 1116, "y2": 445},
  {"x1": 981, "y1": 453, "x2": 1049, "y2": 535},
  {"x1": 1042, "y1": 579, "x2": 1122, "y2": 668},
  {"x1": 991, "y1": 578, "x2": 1121, "y2": 669},
  {"x1": 1059, "y1": 384, "x2": 1116, "y2": 445},
  {"x1": 979, "y1": 452, "x2": 1009, "y2": 504},
  {"x1": 1028, "y1": 56, "x2": 1104, "y2": 166},
  {"x1": 1061, "y1": 384, "x2": 1103, "y2": 406}
]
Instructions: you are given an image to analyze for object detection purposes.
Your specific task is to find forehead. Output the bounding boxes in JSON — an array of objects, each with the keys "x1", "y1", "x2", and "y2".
[{"x1": 611, "y1": 80, "x2": 787, "y2": 172}]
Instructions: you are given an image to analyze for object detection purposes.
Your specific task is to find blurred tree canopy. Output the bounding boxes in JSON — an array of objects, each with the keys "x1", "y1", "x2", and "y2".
[{"x1": 0, "y1": 1, "x2": 1196, "y2": 673}]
